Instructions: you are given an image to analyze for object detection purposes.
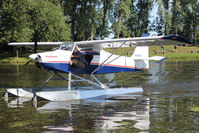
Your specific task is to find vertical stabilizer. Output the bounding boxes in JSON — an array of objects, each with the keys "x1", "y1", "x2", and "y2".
[
  {"x1": 131, "y1": 46, "x2": 149, "y2": 69},
  {"x1": 131, "y1": 46, "x2": 149, "y2": 59}
]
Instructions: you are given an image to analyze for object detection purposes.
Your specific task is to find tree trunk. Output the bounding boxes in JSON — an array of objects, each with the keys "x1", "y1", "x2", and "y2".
[
  {"x1": 34, "y1": 30, "x2": 38, "y2": 53},
  {"x1": 71, "y1": 1, "x2": 77, "y2": 41},
  {"x1": 117, "y1": 9, "x2": 122, "y2": 38},
  {"x1": 163, "y1": 0, "x2": 170, "y2": 35},
  {"x1": 193, "y1": 25, "x2": 196, "y2": 44},
  {"x1": 90, "y1": 0, "x2": 97, "y2": 40},
  {"x1": 80, "y1": 0, "x2": 88, "y2": 40},
  {"x1": 101, "y1": 0, "x2": 108, "y2": 40}
]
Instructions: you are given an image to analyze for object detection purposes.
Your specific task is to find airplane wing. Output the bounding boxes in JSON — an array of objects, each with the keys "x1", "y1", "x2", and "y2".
[
  {"x1": 8, "y1": 35, "x2": 192, "y2": 50},
  {"x1": 7, "y1": 42, "x2": 64, "y2": 46},
  {"x1": 75, "y1": 35, "x2": 193, "y2": 50}
]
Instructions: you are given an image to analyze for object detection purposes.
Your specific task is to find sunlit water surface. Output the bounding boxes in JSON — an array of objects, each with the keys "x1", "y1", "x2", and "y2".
[{"x1": 0, "y1": 60, "x2": 199, "y2": 133}]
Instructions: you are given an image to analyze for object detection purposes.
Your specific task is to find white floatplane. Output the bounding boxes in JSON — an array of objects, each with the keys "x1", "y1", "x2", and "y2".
[{"x1": 5, "y1": 35, "x2": 192, "y2": 101}]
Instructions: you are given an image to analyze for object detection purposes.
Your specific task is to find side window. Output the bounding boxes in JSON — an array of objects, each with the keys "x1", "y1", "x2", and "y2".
[{"x1": 60, "y1": 43, "x2": 74, "y2": 51}]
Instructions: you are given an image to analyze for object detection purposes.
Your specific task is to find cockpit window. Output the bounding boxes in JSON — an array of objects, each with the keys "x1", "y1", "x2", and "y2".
[{"x1": 59, "y1": 43, "x2": 74, "y2": 51}]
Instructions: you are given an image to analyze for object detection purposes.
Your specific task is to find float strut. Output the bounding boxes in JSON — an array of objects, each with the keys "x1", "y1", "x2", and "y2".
[
  {"x1": 40, "y1": 73, "x2": 55, "y2": 87},
  {"x1": 4, "y1": 91, "x2": 8, "y2": 102},
  {"x1": 68, "y1": 72, "x2": 71, "y2": 91},
  {"x1": 33, "y1": 94, "x2": 37, "y2": 108}
]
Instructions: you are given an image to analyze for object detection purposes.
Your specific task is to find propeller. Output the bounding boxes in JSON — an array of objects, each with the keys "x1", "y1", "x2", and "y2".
[
  {"x1": 23, "y1": 54, "x2": 38, "y2": 67},
  {"x1": 23, "y1": 59, "x2": 33, "y2": 66},
  {"x1": 23, "y1": 53, "x2": 45, "y2": 70}
]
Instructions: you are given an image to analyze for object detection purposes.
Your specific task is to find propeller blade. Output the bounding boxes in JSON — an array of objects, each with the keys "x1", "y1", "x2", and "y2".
[
  {"x1": 23, "y1": 59, "x2": 32, "y2": 66},
  {"x1": 35, "y1": 62, "x2": 45, "y2": 71}
]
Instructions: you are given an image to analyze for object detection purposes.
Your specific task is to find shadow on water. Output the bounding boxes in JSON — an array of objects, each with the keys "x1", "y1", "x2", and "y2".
[{"x1": 0, "y1": 60, "x2": 199, "y2": 132}]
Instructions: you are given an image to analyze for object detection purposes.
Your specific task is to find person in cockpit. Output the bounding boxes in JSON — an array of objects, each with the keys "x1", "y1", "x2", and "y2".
[{"x1": 70, "y1": 46, "x2": 88, "y2": 68}]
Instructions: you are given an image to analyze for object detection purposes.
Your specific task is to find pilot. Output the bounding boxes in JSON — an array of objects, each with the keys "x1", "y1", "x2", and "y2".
[{"x1": 70, "y1": 46, "x2": 88, "y2": 68}]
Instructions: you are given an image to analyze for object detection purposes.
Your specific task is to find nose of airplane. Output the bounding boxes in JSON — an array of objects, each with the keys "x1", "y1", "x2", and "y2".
[{"x1": 29, "y1": 54, "x2": 38, "y2": 60}]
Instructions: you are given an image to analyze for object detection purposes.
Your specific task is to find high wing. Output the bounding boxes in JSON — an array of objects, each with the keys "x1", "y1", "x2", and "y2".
[
  {"x1": 8, "y1": 42, "x2": 64, "y2": 46},
  {"x1": 8, "y1": 35, "x2": 192, "y2": 51},
  {"x1": 75, "y1": 35, "x2": 193, "y2": 50}
]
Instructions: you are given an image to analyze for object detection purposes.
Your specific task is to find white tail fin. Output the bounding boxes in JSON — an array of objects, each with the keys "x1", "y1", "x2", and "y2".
[
  {"x1": 131, "y1": 46, "x2": 149, "y2": 59},
  {"x1": 131, "y1": 46, "x2": 167, "y2": 69},
  {"x1": 131, "y1": 46, "x2": 149, "y2": 69}
]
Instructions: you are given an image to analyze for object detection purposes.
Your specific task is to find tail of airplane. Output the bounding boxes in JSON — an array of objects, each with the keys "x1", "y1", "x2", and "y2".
[
  {"x1": 131, "y1": 46, "x2": 149, "y2": 59},
  {"x1": 131, "y1": 46, "x2": 167, "y2": 69},
  {"x1": 131, "y1": 46, "x2": 149, "y2": 69}
]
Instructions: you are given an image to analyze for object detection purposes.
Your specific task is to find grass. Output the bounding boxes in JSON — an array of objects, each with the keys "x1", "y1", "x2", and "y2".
[
  {"x1": 191, "y1": 106, "x2": 199, "y2": 112},
  {"x1": 149, "y1": 45, "x2": 199, "y2": 60},
  {"x1": 0, "y1": 57, "x2": 30, "y2": 63},
  {"x1": 105, "y1": 45, "x2": 199, "y2": 60},
  {"x1": 105, "y1": 47, "x2": 135, "y2": 57}
]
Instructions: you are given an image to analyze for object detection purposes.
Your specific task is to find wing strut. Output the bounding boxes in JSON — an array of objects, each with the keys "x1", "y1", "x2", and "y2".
[
  {"x1": 91, "y1": 42, "x2": 126, "y2": 74},
  {"x1": 91, "y1": 42, "x2": 136, "y2": 74},
  {"x1": 71, "y1": 73, "x2": 106, "y2": 88},
  {"x1": 39, "y1": 72, "x2": 107, "y2": 90}
]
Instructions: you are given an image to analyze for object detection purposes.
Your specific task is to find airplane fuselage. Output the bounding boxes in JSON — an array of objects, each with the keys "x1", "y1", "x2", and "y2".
[{"x1": 31, "y1": 49, "x2": 147, "y2": 74}]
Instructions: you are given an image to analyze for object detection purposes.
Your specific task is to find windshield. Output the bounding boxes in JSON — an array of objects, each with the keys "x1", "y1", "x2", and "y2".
[{"x1": 59, "y1": 43, "x2": 74, "y2": 51}]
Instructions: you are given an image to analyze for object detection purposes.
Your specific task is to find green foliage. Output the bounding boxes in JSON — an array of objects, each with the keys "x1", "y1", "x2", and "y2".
[
  {"x1": 63, "y1": 0, "x2": 99, "y2": 41},
  {"x1": 111, "y1": 0, "x2": 131, "y2": 38},
  {"x1": 105, "y1": 46, "x2": 199, "y2": 60},
  {"x1": 0, "y1": 0, "x2": 198, "y2": 47},
  {"x1": 0, "y1": 57, "x2": 30, "y2": 63},
  {"x1": 171, "y1": 0, "x2": 184, "y2": 34},
  {"x1": 191, "y1": 106, "x2": 199, "y2": 112},
  {"x1": 155, "y1": 0, "x2": 171, "y2": 35},
  {"x1": 96, "y1": 0, "x2": 114, "y2": 39},
  {"x1": 0, "y1": 0, "x2": 33, "y2": 43},
  {"x1": 154, "y1": 0, "x2": 199, "y2": 44},
  {"x1": 29, "y1": 0, "x2": 70, "y2": 41},
  {"x1": 0, "y1": 0, "x2": 71, "y2": 46}
]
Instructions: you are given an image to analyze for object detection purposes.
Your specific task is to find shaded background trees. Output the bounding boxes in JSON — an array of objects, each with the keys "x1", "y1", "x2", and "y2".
[
  {"x1": 0, "y1": 0, "x2": 70, "y2": 45},
  {"x1": 0, "y1": 0, "x2": 198, "y2": 49},
  {"x1": 153, "y1": 0, "x2": 199, "y2": 44}
]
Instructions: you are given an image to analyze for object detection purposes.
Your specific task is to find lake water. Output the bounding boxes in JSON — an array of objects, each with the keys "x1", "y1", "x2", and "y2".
[{"x1": 0, "y1": 61, "x2": 199, "y2": 132}]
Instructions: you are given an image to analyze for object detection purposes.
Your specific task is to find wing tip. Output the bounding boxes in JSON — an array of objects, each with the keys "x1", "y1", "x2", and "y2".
[{"x1": 162, "y1": 35, "x2": 193, "y2": 44}]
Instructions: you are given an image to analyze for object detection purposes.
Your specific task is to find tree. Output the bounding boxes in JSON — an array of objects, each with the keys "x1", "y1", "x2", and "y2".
[
  {"x1": 154, "y1": 15, "x2": 165, "y2": 35},
  {"x1": 63, "y1": 0, "x2": 80, "y2": 41},
  {"x1": 170, "y1": 0, "x2": 184, "y2": 35},
  {"x1": 112, "y1": 0, "x2": 131, "y2": 38},
  {"x1": 189, "y1": 0, "x2": 199, "y2": 44},
  {"x1": 135, "y1": 0, "x2": 153, "y2": 36},
  {"x1": 155, "y1": 0, "x2": 171, "y2": 35},
  {"x1": 75, "y1": 0, "x2": 89, "y2": 40},
  {"x1": 0, "y1": 0, "x2": 33, "y2": 43},
  {"x1": 0, "y1": 0, "x2": 71, "y2": 46},
  {"x1": 100, "y1": 0, "x2": 114, "y2": 39},
  {"x1": 90, "y1": 0, "x2": 98, "y2": 40},
  {"x1": 125, "y1": 0, "x2": 153, "y2": 37},
  {"x1": 29, "y1": 0, "x2": 70, "y2": 42},
  {"x1": 63, "y1": 0, "x2": 104, "y2": 41}
]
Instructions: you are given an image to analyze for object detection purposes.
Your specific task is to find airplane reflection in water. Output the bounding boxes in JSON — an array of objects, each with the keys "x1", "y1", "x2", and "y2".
[
  {"x1": 4, "y1": 97, "x2": 32, "y2": 108},
  {"x1": 4, "y1": 95, "x2": 150, "y2": 132},
  {"x1": 95, "y1": 97, "x2": 150, "y2": 131}
]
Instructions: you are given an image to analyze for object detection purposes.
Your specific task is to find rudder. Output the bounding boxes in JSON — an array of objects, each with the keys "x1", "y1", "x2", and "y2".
[{"x1": 131, "y1": 46, "x2": 149, "y2": 69}]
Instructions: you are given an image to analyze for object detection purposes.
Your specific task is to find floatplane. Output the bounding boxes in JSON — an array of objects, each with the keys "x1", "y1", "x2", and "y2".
[{"x1": 5, "y1": 35, "x2": 192, "y2": 101}]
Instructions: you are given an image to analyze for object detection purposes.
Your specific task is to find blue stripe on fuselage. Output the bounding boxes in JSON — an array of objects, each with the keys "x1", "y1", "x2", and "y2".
[{"x1": 40, "y1": 63, "x2": 143, "y2": 74}]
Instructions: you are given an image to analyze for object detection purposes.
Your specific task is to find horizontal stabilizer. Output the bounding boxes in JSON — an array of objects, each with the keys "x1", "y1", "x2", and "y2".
[
  {"x1": 133, "y1": 56, "x2": 167, "y2": 63},
  {"x1": 149, "y1": 56, "x2": 168, "y2": 63}
]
